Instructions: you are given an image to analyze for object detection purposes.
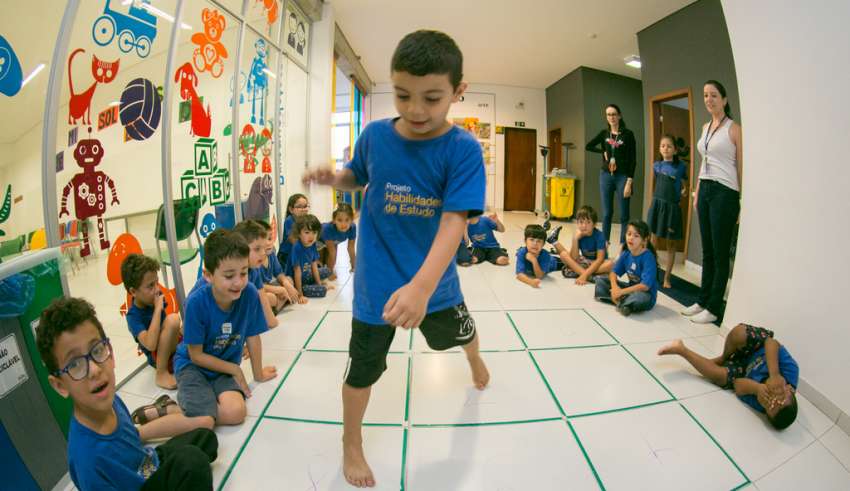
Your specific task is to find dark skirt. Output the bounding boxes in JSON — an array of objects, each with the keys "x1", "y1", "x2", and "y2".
[{"x1": 647, "y1": 198, "x2": 683, "y2": 240}]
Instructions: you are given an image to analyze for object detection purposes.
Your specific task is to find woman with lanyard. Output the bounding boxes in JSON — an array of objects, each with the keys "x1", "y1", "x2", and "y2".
[
  {"x1": 586, "y1": 104, "x2": 637, "y2": 246},
  {"x1": 682, "y1": 80, "x2": 743, "y2": 324}
]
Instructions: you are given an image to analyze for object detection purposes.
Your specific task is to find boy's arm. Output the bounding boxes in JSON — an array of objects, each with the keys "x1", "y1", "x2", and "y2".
[
  {"x1": 583, "y1": 253, "x2": 606, "y2": 276},
  {"x1": 516, "y1": 273, "x2": 541, "y2": 288},
  {"x1": 733, "y1": 377, "x2": 766, "y2": 398},
  {"x1": 347, "y1": 239, "x2": 356, "y2": 270},
  {"x1": 325, "y1": 241, "x2": 337, "y2": 270},
  {"x1": 293, "y1": 265, "x2": 303, "y2": 295},
  {"x1": 527, "y1": 254, "x2": 545, "y2": 279},
  {"x1": 569, "y1": 232, "x2": 581, "y2": 260},
  {"x1": 764, "y1": 338, "x2": 786, "y2": 395},
  {"x1": 136, "y1": 295, "x2": 164, "y2": 351},
  {"x1": 303, "y1": 167, "x2": 360, "y2": 191},
  {"x1": 246, "y1": 334, "x2": 277, "y2": 383},
  {"x1": 490, "y1": 214, "x2": 506, "y2": 233},
  {"x1": 310, "y1": 260, "x2": 322, "y2": 285},
  {"x1": 383, "y1": 211, "x2": 467, "y2": 328},
  {"x1": 187, "y1": 344, "x2": 249, "y2": 395},
  {"x1": 618, "y1": 283, "x2": 650, "y2": 295}
]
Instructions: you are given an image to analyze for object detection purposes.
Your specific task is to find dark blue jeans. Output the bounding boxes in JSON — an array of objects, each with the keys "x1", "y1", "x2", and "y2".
[
  {"x1": 600, "y1": 170, "x2": 631, "y2": 244},
  {"x1": 594, "y1": 277, "x2": 654, "y2": 313}
]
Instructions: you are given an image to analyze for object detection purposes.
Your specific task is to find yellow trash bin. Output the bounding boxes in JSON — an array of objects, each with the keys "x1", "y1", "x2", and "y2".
[{"x1": 549, "y1": 177, "x2": 575, "y2": 219}]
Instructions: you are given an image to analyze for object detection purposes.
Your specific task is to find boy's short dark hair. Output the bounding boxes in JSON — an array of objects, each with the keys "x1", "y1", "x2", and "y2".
[
  {"x1": 37, "y1": 297, "x2": 106, "y2": 373},
  {"x1": 332, "y1": 203, "x2": 354, "y2": 220},
  {"x1": 768, "y1": 394, "x2": 798, "y2": 430},
  {"x1": 391, "y1": 30, "x2": 463, "y2": 89},
  {"x1": 293, "y1": 214, "x2": 322, "y2": 238},
  {"x1": 524, "y1": 224, "x2": 546, "y2": 241},
  {"x1": 120, "y1": 253, "x2": 160, "y2": 292},
  {"x1": 233, "y1": 220, "x2": 266, "y2": 244},
  {"x1": 576, "y1": 205, "x2": 598, "y2": 224},
  {"x1": 204, "y1": 229, "x2": 249, "y2": 273},
  {"x1": 254, "y1": 219, "x2": 271, "y2": 231}
]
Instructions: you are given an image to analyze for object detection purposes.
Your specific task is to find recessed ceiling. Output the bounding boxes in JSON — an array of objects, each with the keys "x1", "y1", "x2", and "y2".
[{"x1": 334, "y1": 0, "x2": 696, "y2": 89}]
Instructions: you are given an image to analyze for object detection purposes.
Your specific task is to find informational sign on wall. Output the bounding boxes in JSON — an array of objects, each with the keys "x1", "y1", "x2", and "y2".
[{"x1": 0, "y1": 333, "x2": 28, "y2": 400}]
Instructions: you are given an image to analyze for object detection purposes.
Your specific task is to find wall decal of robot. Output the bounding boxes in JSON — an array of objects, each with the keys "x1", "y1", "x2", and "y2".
[
  {"x1": 247, "y1": 38, "x2": 268, "y2": 125},
  {"x1": 60, "y1": 128, "x2": 120, "y2": 257}
]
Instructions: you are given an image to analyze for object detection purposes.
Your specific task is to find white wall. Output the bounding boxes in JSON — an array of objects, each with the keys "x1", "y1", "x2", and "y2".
[
  {"x1": 722, "y1": 0, "x2": 850, "y2": 414},
  {"x1": 368, "y1": 83, "x2": 547, "y2": 212}
]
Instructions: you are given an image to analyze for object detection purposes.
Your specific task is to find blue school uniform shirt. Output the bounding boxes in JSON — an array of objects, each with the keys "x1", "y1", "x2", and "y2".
[
  {"x1": 578, "y1": 228, "x2": 607, "y2": 260},
  {"x1": 68, "y1": 395, "x2": 159, "y2": 491},
  {"x1": 467, "y1": 217, "x2": 501, "y2": 249},
  {"x1": 248, "y1": 267, "x2": 264, "y2": 290},
  {"x1": 739, "y1": 347, "x2": 800, "y2": 413},
  {"x1": 613, "y1": 249, "x2": 658, "y2": 307},
  {"x1": 515, "y1": 247, "x2": 558, "y2": 276},
  {"x1": 345, "y1": 118, "x2": 485, "y2": 325},
  {"x1": 173, "y1": 282, "x2": 268, "y2": 379},
  {"x1": 260, "y1": 252, "x2": 284, "y2": 283},
  {"x1": 125, "y1": 300, "x2": 167, "y2": 367},
  {"x1": 278, "y1": 215, "x2": 296, "y2": 256},
  {"x1": 287, "y1": 241, "x2": 320, "y2": 277},
  {"x1": 322, "y1": 222, "x2": 357, "y2": 243},
  {"x1": 653, "y1": 160, "x2": 688, "y2": 198}
]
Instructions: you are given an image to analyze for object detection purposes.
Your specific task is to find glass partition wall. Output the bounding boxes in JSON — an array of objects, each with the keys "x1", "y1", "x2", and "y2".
[{"x1": 2, "y1": 0, "x2": 307, "y2": 384}]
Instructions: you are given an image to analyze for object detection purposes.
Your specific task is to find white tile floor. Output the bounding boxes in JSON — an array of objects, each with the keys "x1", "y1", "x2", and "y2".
[{"x1": 67, "y1": 212, "x2": 850, "y2": 490}]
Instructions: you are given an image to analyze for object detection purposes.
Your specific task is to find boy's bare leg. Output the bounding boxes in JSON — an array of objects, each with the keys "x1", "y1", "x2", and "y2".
[
  {"x1": 260, "y1": 291, "x2": 279, "y2": 328},
  {"x1": 217, "y1": 391, "x2": 248, "y2": 426},
  {"x1": 155, "y1": 314, "x2": 181, "y2": 389},
  {"x1": 717, "y1": 323, "x2": 748, "y2": 362},
  {"x1": 138, "y1": 406, "x2": 214, "y2": 441},
  {"x1": 342, "y1": 384, "x2": 375, "y2": 488},
  {"x1": 461, "y1": 333, "x2": 490, "y2": 390},
  {"x1": 657, "y1": 339, "x2": 728, "y2": 386}
]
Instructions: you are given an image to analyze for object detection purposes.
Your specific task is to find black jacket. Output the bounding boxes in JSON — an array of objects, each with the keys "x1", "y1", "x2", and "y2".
[{"x1": 585, "y1": 128, "x2": 637, "y2": 178}]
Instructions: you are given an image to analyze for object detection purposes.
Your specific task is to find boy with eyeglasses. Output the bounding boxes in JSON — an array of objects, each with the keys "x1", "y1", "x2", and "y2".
[{"x1": 37, "y1": 297, "x2": 218, "y2": 490}]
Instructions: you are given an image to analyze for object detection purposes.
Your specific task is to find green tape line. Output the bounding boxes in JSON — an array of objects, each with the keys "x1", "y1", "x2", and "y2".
[
  {"x1": 566, "y1": 419, "x2": 607, "y2": 490},
  {"x1": 529, "y1": 343, "x2": 619, "y2": 352},
  {"x1": 263, "y1": 415, "x2": 402, "y2": 427},
  {"x1": 400, "y1": 426, "x2": 409, "y2": 491},
  {"x1": 411, "y1": 417, "x2": 563, "y2": 428},
  {"x1": 620, "y1": 344, "x2": 677, "y2": 400},
  {"x1": 505, "y1": 312, "x2": 529, "y2": 349},
  {"x1": 679, "y1": 403, "x2": 750, "y2": 486},
  {"x1": 567, "y1": 398, "x2": 675, "y2": 419},
  {"x1": 581, "y1": 308, "x2": 621, "y2": 344}
]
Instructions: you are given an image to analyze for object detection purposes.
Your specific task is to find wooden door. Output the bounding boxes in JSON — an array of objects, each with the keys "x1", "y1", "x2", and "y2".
[
  {"x1": 548, "y1": 128, "x2": 562, "y2": 172},
  {"x1": 504, "y1": 128, "x2": 537, "y2": 211}
]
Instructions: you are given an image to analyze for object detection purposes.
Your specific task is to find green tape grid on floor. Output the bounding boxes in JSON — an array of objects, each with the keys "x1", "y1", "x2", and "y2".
[
  {"x1": 263, "y1": 415, "x2": 402, "y2": 427},
  {"x1": 411, "y1": 417, "x2": 563, "y2": 428},
  {"x1": 400, "y1": 427, "x2": 409, "y2": 491},
  {"x1": 619, "y1": 344, "x2": 677, "y2": 400},
  {"x1": 566, "y1": 419, "x2": 607, "y2": 491},
  {"x1": 581, "y1": 309, "x2": 621, "y2": 344},
  {"x1": 567, "y1": 398, "x2": 676, "y2": 419},
  {"x1": 679, "y1": 403, "x2": 751, "y2": 488},
  {"x1": 216, "y1": 311, "x2": 330, "y2": 490}
]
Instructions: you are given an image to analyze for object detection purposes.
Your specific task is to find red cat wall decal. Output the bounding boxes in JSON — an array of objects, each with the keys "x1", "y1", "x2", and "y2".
[{"x1": 68, "y1": 48, "x2": 120, "y2": 125}]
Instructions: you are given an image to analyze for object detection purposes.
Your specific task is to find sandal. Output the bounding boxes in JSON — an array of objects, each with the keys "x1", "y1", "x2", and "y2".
[{"x1": 131, "y1": 394, "x2": 176, "y2": 425}]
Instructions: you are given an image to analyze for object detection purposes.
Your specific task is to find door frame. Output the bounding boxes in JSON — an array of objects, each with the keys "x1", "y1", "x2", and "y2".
[
  {"x1": 648, "y1": 88, "x2": 695, "y2": 259},
  {"x1": 548, "y1": 128, "x2": 562, "y2": 172},
  {"x1": 504, "y1": 127, "x2": 537, "y2": 212}
]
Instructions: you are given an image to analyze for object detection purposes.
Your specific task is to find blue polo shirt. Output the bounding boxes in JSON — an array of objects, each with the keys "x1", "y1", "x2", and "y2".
[
  {"x1": 260, "y1": 252, "x2": 284, "y2": 283},
  {"x1": 125, "y1": 300, "x2": 167, "y2": 367},
  {"x1": 287, "y1": 241, "x2": 320, "y2": 277},
  {"x1": 739, "y1": 347, "x2": 800, "y2": 413},
  {"x1": 613, "y1": 249, "x2": 658, "y2": 307},
  {"x1": 515, "y1": 247, "x2": 558, "y2": 276},
  {"x1": 467, "y1": 216, "x2": 501, "y2": 249},
  {"x1": 578, "y1": 228, "x2": 607, "y2": 260},
  {"x1": 322, "y1": 222, "x2": 357, "y2": 243},
  {"x1": 345, "y1": 118, "x2": 485, "y2": 325}
]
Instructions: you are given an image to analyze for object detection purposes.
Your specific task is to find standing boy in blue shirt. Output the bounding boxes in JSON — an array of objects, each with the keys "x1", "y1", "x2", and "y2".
[
  {"x1": 467, "y1": 212, "x2": 509, "y2": 266},
  {"x1": 174, "y1": 229, "x2": 278, "y2": 432},
  {"x1": 303, "y1": 30, "x2": 489, "y2": 488},
  {"x1": 38, "y1": 297, "x2": 218, "y2": 490}
]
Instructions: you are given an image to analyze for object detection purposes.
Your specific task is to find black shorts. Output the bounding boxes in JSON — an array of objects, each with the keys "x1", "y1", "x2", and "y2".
[
  {"x1": 472, "y1": 247, "x2": 508, "y2": 264},
  {"x1": 344, "y1": 303, "x2": 476, "y2": 388},
  {"x1": 722, "y1": 324, "x2": 774, "y2": 389}
]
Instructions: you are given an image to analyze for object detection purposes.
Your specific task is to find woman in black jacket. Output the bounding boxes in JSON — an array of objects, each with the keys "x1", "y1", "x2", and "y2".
[{"x1": 586, "y1": 104, "x2": 637, "y2": 245}]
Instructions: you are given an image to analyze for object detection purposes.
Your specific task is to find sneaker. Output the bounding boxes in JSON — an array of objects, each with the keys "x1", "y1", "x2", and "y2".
[
  {"x1": 689, "y1": 309, "x2": 717, "y2": 324},
  {"x1": 542, "y1": 219, "x2": 551, "y2": 231},
  {"x1": 562, "y1": 268, "x2": 579, "y2": 279},
  {"x1": 681, "y1": 303, "x2": 705, "y2": 317},
  {"x1": 546, "y1": 226, "x2": 562, "y2": 244},
  {"x1": 618, "y1": 304, "x2": 632, "y2": 317}
]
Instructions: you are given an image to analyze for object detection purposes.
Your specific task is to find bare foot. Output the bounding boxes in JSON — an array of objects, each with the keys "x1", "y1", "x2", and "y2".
[
  {"x1": 468, "y1": 355, "x2": 490, "y2": 390},
  {"x1": 329, "y1": 273, "x2": 337, "y2": 281},
  {"x1": 155, "y1": 371, "x2": 177, "y2": 390},
  {"x1": 663, "y1": 279, "x2": 673, "y2": 289},
  {"x1": 343, "y1": 441, "x2": 375, "y2": 488},
  {"x1": 657, "y1": 339, "x2": 684, "y2": 356}
]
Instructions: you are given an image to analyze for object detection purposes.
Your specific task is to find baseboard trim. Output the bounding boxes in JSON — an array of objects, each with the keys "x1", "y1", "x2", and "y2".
[{"x1": 796, "y1": 377, "x2": 850, "y2": 437}]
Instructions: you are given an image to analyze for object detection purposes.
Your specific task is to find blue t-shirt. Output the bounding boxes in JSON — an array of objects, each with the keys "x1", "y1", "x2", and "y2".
[
  {"x1": 125, "y1": 301, "x2": 168, "y2": 366},
  {"x1": 248, "y1": 267, "x2": 264, "y2": 290},
  {"x1": 322, "y1": 222, "x2": 357, "y2": 243},
  {"x1": 260, "y1": 252, "x2": 284, "y2": 283},
  {"x1": 287, "y1": 241, "x2": 320, "y2": 277},
  {"x1": 613, "y1": 249, "x2": 658, "y2": 307},
  {"x1": 467, "y1": 217, "x2": 501, "y2": 249},
  {"x1": 653, "y1": 160, "x2": 688, "y2": 198},
  {"x1": 278, "y1": 215, "x2": 296, "y2": 256},
  {"x1": 173, "y1": 282, "x2": 268, "y2": 379},
  {"x1": 515, "y1": 247, "x2": 558, "y2": 276},
  {"x1": 739, "y1": 346, "x2": 800, "y2": 413},
  {"x1": 345, "y1": 118, "x2": 485, "y2": 324},
  {"x1": 578, "y1": 228, "x2": 607, "y2": 260},
  {"x1": 68, "y1": 395, "x2": 159, "y2": 491}
]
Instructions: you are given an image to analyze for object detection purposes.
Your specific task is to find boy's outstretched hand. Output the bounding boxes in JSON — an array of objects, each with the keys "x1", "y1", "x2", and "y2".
[
  {"x1": 383, "y1": 282, "x2": 429, "y2": 329},
  {"x1": 302, "y1": 166, "x2": 336, "y2": 186}
]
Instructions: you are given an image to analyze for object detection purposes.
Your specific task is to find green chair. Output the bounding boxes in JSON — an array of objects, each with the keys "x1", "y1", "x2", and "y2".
[
  {"x1": 154, "y1": 196, "x2": 202, "y2": 287},
  {"x1": 0, "y1": 235, "x2": 25, "y2": 262}
]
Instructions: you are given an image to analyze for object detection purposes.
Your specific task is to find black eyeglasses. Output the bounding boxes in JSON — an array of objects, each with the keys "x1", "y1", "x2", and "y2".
[{"x1": 52, "y1": 338, "x2": 112, "y2": 381}]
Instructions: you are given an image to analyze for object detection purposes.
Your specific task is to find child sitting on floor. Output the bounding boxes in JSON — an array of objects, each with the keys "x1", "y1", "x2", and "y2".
[
  {"x1": 255, "y1": 219, "x2": 303, "y2": 305},
  {"x1": 516, "y1": 224, "x2": 561, "y2": 288},
  {"x1": 37, "y1": 297, "x2": 218, "y2": 490},
  {"x1": 467, "y1": 212, "x2": 509, "y2": 266},
  {"x1": 658, "y1": 323, "x2": 798, "y2": 430},
  {"x1": 121, "y1": 253, "x2": 183, "y2": 389},
  {"x1": 554, "y1": 206, "x2": 610, "y2": 285},
  {"x1": 594, "y1": 220, "x2": 658, "y2": 316},
  {"x1": 234, "y1": 220, "x2": 280, "y2": 328},
  {"x1": 287, "y1": 214, "x2": 333, "y2": 299}
]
